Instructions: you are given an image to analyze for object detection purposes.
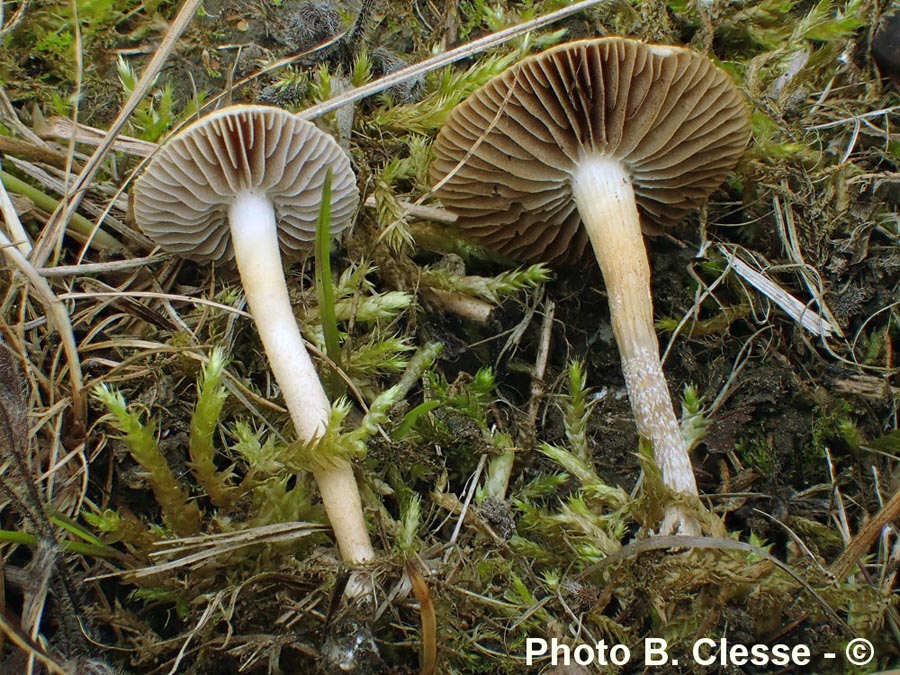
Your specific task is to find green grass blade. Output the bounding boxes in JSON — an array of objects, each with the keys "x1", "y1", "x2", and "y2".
[
  {"x1": 315, "y1": 168, "x2": 344, "y2": 396},
  {"x1": 0, "y1": 528, "x2": 122, "y2": 558},
  {"x1": 392, "y1": 400, "x2": 441, "y2": 441}
]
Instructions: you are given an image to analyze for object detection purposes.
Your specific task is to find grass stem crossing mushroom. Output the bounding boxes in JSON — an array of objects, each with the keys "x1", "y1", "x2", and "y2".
[
  {"x1": 431, "y1": 38, "x2": 751, "y2": 535},
  {"x1": 133, "y1": 105, "x2": 374, "y2": 564}
]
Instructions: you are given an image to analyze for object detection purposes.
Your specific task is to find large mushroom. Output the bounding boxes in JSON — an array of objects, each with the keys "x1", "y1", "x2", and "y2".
[
  {"x1": 133, "y1": 104, "x2": 374, "y2": 564},
  {"x1": 431, "y1": 38, "x2": 750, "y2": 534}
]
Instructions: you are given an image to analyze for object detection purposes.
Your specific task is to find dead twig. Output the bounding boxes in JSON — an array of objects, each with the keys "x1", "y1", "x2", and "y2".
[
  {"x1": 830, "y1": 483, "x2": 900, "y2": 583},
  {"x1": 406, "y1": 559, "x2": 437, "y2": 675}
]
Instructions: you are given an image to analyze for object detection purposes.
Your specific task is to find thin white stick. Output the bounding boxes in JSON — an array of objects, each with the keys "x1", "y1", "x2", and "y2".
[
  {"x1": 723, "y1": 250, "x2": 837, "y2": 338},
  {"x1": 297, "y1": 0, "x2": 611, "y2": 121},
  {"x1": 808, "y1": 104, "x2": 900, "y2": 130}
]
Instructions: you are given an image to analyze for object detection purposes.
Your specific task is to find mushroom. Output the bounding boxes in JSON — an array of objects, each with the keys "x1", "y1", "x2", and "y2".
[
  {"x1": 133, "y1": 104, "x2": 374, "y2": 564},
  {"x1": 431, "y1": 38, "x2": 750, "y2": 534}
]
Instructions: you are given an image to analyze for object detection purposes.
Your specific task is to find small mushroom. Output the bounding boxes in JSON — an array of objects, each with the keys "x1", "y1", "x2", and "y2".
[
  {"x1": 133, "y1": 104, "x2": 374, "y2": 564},
  {"x1": 431, "y1": 38, "x2": 750, "y2": 535}
]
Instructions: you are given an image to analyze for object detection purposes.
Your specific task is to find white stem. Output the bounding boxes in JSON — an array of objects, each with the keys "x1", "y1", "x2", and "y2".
[
  {"x1": 571, "y1": 156, "x2": 700, "y2": 533},
  {"x1": 229, "y1": 192, "x2": 375, "y2": 563}
]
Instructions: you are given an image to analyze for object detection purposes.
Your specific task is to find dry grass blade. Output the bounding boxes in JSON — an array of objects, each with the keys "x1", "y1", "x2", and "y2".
[
  {"x1": 165, "y1": 590, "x2": 229, "y2": 675},
  {"x1": 0, "y1": 135, "x2": 76, "y2": 172},
  {"x1": 772, "y1": 192, "x2": 843, "y2": 335},
  {"x1": 363, "y1": 196, "x2": 456, "y2": 224},
  {"x1": 721, "y1": 246, "x2": 839, "y2": 338},
  {"x1": 0, "y1": 0, "x2": 30, "y2": 41},
  {"x1": 830, "y1": 486, "x2": 900, "y2": 582},
  {"x1": 37, "y1": 253, "x2": 174, "y2": 277},
  {"x1": 406, "y1": 559, "x2": 437, "y2": 675},
  {"x1": 58, "y1": 290, "x2": 252, "y2": 318},
  {"x1": 33, "y1": 112, "x2": 158, "y2": 157},
  {"x1": 297, "y1": 0, "x2": 611, "y2": 121},
  {"x1": 0, "y1": 609, "x2": 73, "y2": 675},
  {"x1": 0, "y1": 230, "x2": 85, "y2": 428},
  {"x1": 808, "y1": 104, "x2": 900, "y2": 130},
  {"x1": 150, "y1": 522, "x2": 328, "y2": 554},
  {"x1": 88, "y1": 522, "x2": 327, "y2": 580},
  {"x1": 28, "y1": 0, "x2": 205, "y2": 267}
]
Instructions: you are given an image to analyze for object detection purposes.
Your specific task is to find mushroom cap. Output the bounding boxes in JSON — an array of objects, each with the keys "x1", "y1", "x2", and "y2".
[
  {"x1": 133, "y1": 104, "x2": 358, "y2": 263},
  {"x1": 431, "y1": 37, "x2": 751, "y2": 263}
]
